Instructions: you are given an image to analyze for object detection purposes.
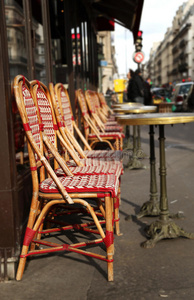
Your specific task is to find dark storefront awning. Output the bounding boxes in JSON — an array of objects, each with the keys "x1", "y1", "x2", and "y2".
[{"x1": 83, "y1": 0, "x2": 144, "y2": 41}]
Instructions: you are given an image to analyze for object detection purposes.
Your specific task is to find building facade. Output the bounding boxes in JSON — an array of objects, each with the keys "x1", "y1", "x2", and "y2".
[
  {"x1": 97, "y1": 31, "x2": 118, "y2": 93},
  {"x1": 146, "y1": 0, "x2": 194, "y2": 87}
]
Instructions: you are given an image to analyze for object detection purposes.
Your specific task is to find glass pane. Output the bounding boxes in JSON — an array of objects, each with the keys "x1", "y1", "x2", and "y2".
[
  {"x1": 49, "y1": 0, "x2": 68, "y2": 84},
  {"x1": 4, "y1": 0, "x2": 30, "y2": 173},
  {"x1": 4, "y1": 0, "x2": 28, "y2": 81},
  {"x1": 32, "y1": 0, "x2": 46, "y2": 84}
]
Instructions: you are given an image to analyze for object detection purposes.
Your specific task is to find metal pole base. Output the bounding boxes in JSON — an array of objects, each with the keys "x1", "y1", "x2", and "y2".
[
  {"x1": 169, "y1": 212, "x2": 185, "y2": 219},
  {"x1": 126, "y1": 139, "x2": 133, "y2": 150},
  {"x1": 127, "y1": 157, "x2": 146, "y2": 170},
  {"x1": 123, "y1": 138, "x2": 133, "y2": 150},
  {"x1": 136, "y1": 149, "x2": 148, "y2": 159},
  {"x1": 137, "y1": 200, "x2": 160, "y2": 219},
  {"x1": 141, "y1": 219, "x2": 194, "y2": 249},
  {"x1": 137, "y1": 204, "x2": 185, "y2": 219}
]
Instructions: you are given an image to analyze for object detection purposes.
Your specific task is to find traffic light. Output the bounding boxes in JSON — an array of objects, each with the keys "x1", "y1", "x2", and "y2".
[
  {"x1": 71, "y1": 33, "x2": 81, "y2": 66},
  {"x1": 135, "y1": 30, "x2": 143, "y2": 52}
]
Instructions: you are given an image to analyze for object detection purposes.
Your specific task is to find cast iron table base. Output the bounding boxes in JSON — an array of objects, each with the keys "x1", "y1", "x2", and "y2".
[
  {"x1": 141, "y1": 125, "x2": 194, "y2": 248},
  {"x1": 127, "y1": 125, "x2": 146, "y2": 170}
]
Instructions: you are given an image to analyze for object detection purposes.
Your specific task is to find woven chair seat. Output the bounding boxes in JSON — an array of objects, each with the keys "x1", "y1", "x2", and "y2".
[
  {"x1": 105, "y1": 122, "x2": 121, "y2": 127},
  {"x1": 83, "y1": 150, "x2": 122, "y2": 159},
  {"x1": 55, "y1": 163, "x2": 123, "y2": 177},
  {"x1": 107, "y1": 115, "x2": 116, "y2": 121},
  {"x1": 40, "y1": 174, "x2": 119, "y2": 197},
  {"x1": 104, "y1": 125, "x2": 123, "y2": 132},
  {"x1": 66, "y1": 157, "x2": 123, "y2": 167},
  {"x1": 88, "y1": 132, "x2": 124, "y2": 139},
  {"x1": 105, "y1": 120, "x2": 118, "y2": 124}
]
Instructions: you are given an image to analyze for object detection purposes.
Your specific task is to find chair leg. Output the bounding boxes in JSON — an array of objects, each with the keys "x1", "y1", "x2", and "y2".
[
  {"x1": 16, "y1": 245, "x2": 29, "y2": 281},
  {"x1": 105, "y1": 196, "x2": 114, "y2": 281},
  {"x1": 115, "y1": 138, "x2": 119, "y2": 150},
  {"x1": 74, "y1": 199, "x2": 105, "y2": 238},
  {"x1": 16, "y1": 200, "x2": 64, "y2": 281},
  {"x1": 16, "y1": 198, "x2": 109, "y2": 281},
  {"x1": 114, "y1": 196, "x2": 121, "y2": 236},
  {"x1": 120, "y1": 137, "x2": 123, "y2": 150},
  {"x1": 96, "y1": 198, "x2": 106, "y2": 218}
]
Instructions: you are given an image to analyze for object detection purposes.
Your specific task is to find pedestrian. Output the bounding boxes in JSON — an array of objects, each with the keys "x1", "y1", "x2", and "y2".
[
  {"x1": 106, "y1": 87, "x2": 113, "y2": 95},
  {"x1": 124, "y1": 69, "x2": 135, "y2": 144},
  {"x1": 144, "y1": 78, "x2": 152, "y2": 105},
  {"x1": 127, "y1": 69, "x2": 145, "y2": 104},
  {"x1": 187, "y1": 85, "x2": 194, "y2": 111},
  {"x1": 126, "y1": 69, "x2": 135, "y2": 102}
]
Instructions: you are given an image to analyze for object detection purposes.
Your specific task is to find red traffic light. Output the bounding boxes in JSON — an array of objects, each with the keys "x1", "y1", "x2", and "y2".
[
  {"x1": 137, "y1": 30, "x2": 143, "y2": 37},
  {"x1": 71, "y1": 33, "x2": 80, "y2": 39}
]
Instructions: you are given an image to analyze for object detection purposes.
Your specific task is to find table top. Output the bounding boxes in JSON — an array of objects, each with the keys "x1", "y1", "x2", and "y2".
[
  {"x1": 116, "y1": 112, "x2": 194, "y2": 126},
  {"x1": 112, "y1": 102, "x2": 142, "y2": 108},
  {"x1": 113, "y1": 105, "x2": 157, "y2": 114}
]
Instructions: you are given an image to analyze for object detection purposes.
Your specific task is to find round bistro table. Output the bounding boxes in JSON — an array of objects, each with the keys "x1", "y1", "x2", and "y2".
[
  {"x1": 112, "y1": 102, "x2": 142, "y2": 150},
  {"x1": 112, "y1": 102, "x2": 142, "y2": 108},
  {"x1": 114, "y1": 105, "x2": 157, "y2": 169},
  {"x1": 116, "y1": 112, "x2": 194, "y2": 248}
]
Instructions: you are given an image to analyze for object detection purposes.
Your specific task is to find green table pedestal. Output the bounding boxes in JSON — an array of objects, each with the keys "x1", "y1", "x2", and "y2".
[{"x1": 141, "y1": 125, "x2": 194, "y2": 248}]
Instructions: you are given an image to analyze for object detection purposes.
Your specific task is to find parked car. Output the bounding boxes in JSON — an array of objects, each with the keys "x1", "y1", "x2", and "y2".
[
  {"x1": 171, "y1": 82, "x2": 194, "y2": 111},
  {"x1": 151, "y1": 87, "x2": 172, "y2": 104}
]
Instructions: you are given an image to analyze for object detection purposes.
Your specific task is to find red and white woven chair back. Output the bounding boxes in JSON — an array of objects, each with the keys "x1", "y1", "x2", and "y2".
[
  {"x1": 94, "y1": 92, "x2": 101, "y2": 110},
  {"x1": 51, "y1": 84, "x2": 65, "y2": 128},
  {"x1": 85, "y1": 90, "x2": 96, "y2": 114},
  {"x1": 77, "y1": 89, "x2": 90, "y2": 117},
  {"x1": 60, "y1": 86, "x2": 74, "y2": 133},
  {"x1": 35, "y1": 85, "x2": 56, "y2": 145},
  {"x1": 98, "y1": 93, "x2": 110, "y2": 117},
  {"x1": 77, "y1": 89, "x2": 91, "y2": 137},
  {"x1": 98, "y1": 92, "x2": 106, "y2": 107},
  {"x1": 21, "y1": 83, "x2": 42, "y2": 162}
]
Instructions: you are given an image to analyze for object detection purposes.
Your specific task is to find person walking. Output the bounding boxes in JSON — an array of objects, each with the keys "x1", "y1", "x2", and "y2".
[
  {"x1": 125, "y1": 69, "x2": 136, "y2": 148},
  {"x1": 126, "y1": 69, "x2": 135, "y2": 102},
  {"x1": 187, "y1": 85, "x2": 194, "y2": 111},
  {"x1": 127, "y1": 69, "x2": 145, "y2": 104},
  {"x1": 143, "y1": 78, "x2": 152, "y2": 105},
  {"x1": 132, "y1": 69, "x2": 145, "y2": 104}
]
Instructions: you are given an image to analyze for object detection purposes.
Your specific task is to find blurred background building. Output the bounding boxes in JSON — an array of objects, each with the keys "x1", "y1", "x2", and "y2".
[{"x1": 145, "y1": 0, "x2": 194, "y2": 87}]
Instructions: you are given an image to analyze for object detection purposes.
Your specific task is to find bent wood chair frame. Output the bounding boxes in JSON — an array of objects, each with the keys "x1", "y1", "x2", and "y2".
[
  {"x1": 31, "y1": 79, "x2": 121, "y2": 231},
  {"x1": 77, "y1": 89, "x2": 123, "y2": 150},
  {"x1": 13, "y1": 75, "x2": 120, "y2": 282}
]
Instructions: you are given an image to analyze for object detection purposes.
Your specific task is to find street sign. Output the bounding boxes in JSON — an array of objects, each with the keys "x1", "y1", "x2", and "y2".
[
  {"x1": 99, "y1": 60, "x2": 108, "y2": 66},
  {"x1": 133, "y1": 51, "x2": 145, "y2": 63}
]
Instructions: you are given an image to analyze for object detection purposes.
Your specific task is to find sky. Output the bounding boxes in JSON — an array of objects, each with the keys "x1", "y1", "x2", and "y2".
[{"x1": 114, "y1": 0, "x2": 186, "y2": 77}]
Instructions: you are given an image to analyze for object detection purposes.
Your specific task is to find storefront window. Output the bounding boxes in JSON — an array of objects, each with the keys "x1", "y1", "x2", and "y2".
[
  {"x1": 4, "y1": 0, "x2": 47, "y2": 173},
  {"x1": 49, "y1": 0, "x2": 68, "y2": 84},
  {"x1": 4, "y1": 0, "x2": 28, "y2": 81},
  {"x1": 4, "y1": 0, "x2": 28, "y2": 173},
  {"x1": 32, "y1": 3, "x2": 46, "y2": 84}
]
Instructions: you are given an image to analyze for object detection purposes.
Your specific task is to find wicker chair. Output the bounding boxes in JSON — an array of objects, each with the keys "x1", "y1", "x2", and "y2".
[
  {"x1": 13, "y1": 75, "x2": 121, "y2": 281},
  {"x1": 98, "y1": 92, "x2": 116, "y2": 120},
  {"x1": 85, "y1": 90, "x2": 123, "y2": 133},
  {"x1": 49, "y1": 83, "x2": 123, "y2": 160},
  {"x1": 77, "y1": 89, "x2": 124, "y2": 150},
  {"x1": 92, "y1": 91, "x2": 119, "y2": 125},
  {"x1": 31, "y1": 80, "x2": 122, "y2": 236}
]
